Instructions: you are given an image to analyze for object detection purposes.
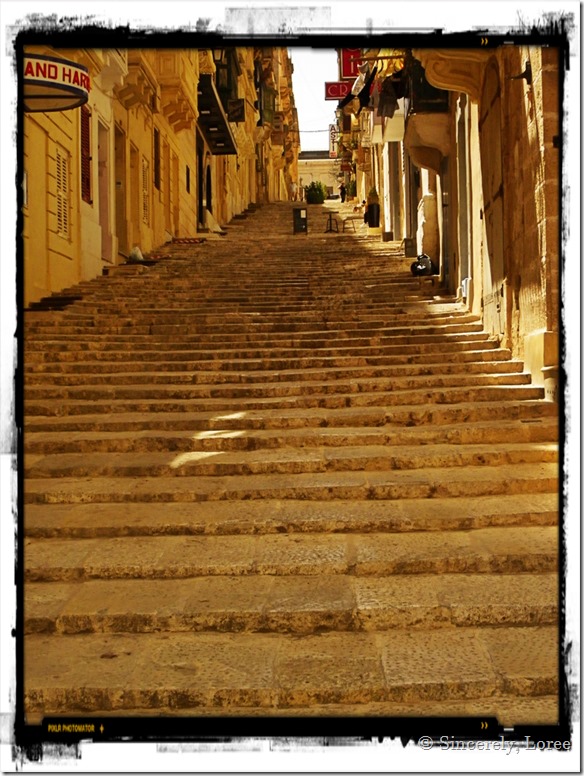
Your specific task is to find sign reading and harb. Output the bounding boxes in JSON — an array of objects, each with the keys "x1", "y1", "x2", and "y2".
[{"x1": 23, "y1": 54, "x2": 91, "y2": 112}]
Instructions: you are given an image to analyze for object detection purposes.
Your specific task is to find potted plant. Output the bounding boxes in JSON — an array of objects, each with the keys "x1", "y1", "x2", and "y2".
[{"x1": 304, "y1": 181, "x2": 327, "y2": 204}]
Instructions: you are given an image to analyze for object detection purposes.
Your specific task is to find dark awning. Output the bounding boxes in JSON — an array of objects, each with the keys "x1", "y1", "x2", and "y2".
[{"x1": 197, "y1": 74, "x2": 238, "y2": 155}]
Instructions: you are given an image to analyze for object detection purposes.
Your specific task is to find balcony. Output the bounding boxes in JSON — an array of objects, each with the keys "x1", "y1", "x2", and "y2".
[
  {"x1": 403, "y1": 57, "x2": 450, "y2": 173},
  {"x1": 115, "y1": 51, "x2": 159, "y2": 111},
  {"x1": 156, "y1": 51, "x2": 197, "y2": 131},
  {"x1": 412, "y1": 49, "x2": 490, "y2": 102},
  {"x1": 197, "y1": 73, "x2": 238, "y2": 155}
]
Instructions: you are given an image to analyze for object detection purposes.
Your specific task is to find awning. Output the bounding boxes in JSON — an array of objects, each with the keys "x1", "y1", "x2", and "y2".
[{"x1": 197, "y1": 74, "x2": 237, "y2": 155}]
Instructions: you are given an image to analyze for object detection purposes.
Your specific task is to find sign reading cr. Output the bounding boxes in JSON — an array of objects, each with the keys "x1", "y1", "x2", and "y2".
[{"x1": 324, "y1": 81, "x2": 352, "y2": 101}]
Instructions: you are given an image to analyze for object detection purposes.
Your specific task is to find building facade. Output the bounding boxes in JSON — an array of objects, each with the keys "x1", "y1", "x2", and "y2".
[
  {"x1": 21, "y1": 45, "x2": 300, "y2": 307},
  {"x1": 335, "y1": 42, "x2": 561, "y2": 395}
]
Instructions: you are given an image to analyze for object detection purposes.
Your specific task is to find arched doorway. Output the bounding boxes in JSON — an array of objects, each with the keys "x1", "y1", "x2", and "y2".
[{"x1": 478, "y1": 60, "x2": 505, "y2": 338}]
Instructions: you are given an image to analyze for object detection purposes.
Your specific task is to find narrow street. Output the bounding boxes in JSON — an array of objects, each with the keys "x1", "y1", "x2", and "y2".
[{"x1": 23, "y1": 201, "x2": 559, "y2": 724}]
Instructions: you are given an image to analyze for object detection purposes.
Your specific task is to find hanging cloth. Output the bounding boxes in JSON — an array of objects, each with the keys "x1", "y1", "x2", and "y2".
[
  {"x1": 377, "y1": 76, "x2": 399, "y2": 118},
  {"x1": 355, "y1": 65, "x2": 378, "y2": 115},
  {"x1": 337, "y1": 65, "x2": 378, "y2": 113}
]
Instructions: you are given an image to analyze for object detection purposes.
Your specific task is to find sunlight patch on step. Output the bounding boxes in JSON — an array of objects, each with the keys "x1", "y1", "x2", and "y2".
[
  {"x1": 213, "y1": 412, "x2": 247, "y2": 420},
  {"x1": 169, "y1": 451, "x2": 224, "y2": 469},
  {"x1": 193, "y1": 430, "x2": 245, "y2": 440}
]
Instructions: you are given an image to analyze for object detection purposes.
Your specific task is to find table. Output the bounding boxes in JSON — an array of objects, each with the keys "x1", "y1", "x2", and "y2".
[{"x1": 324, "y1": 211, "x2": 339, "y2": 233}]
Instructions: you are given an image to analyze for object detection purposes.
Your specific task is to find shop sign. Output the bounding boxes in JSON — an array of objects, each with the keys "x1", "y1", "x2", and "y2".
[
  {"x1": 329, "y1": 124, "x2": 339, "y2": 158},
  {"x1": 340, "y1": 49, "x2": 362, "y2": 80},
  {"x1": 23, "y1": 54, "x2": 90, "y2": 112},
  {"x1": 228, "y1": 98, "x2": 245, "y2": 123},
  {"x1": 325, "y1": 81, "x2": 352, "y2": 101}
]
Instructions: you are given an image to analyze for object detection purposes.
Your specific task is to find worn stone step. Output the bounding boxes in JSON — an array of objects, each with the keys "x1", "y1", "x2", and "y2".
[
  {"x1": 24, "y1": 442, "x2": 558, "y2": 479},
  {"x1": 24, "y1": 572, "x2": 558, "y2": 635},
  {"x1": 24, "y1": 400, "x2": 557, "y2": 433},
  {"x1": 24, "y1": 372, "x2": 534, "y2": 403},
  {"x1": 24, "y1": 322, "x2": 487, "y2": 341},
  {"x1": 24, "y1": 626, "x2": 559, "y2": 714},
  {"x1": 24, "y1": 417, "x2": 559, "y2": 454},
  {"x1": 23, "y1": 360, "x2": 527, "y2": 385},
  {"x1": 23, "y1": 493, "x2": 559, "y2": 538},
  {"x1": 24, "y1": 384, "x2": 545, "y2": 416},
  {"x1": 24, "y1": 347, "x2": 515, "y2": 371},
  {"x1": 23, "y1": 462, "x2": 559, "y2": 504},
  {"x1": 26, "y1": 695, "x2": 557, "y2": 725},
  {"x1": 25, "y1": 313, "x2": 482, "y2": 334},
  {"x1": 22, "y1": 526, "x2": 559, "y2": 582},
  {"x1": 24, "y1": 326, "x2": 495, "y2": 352}
]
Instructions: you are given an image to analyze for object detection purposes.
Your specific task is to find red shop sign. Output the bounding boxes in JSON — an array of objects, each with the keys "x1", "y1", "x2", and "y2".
[
  {"x1": 340, "y1": 49, "x2": 362, "y2": 80},
  {"x1": 325, "y1": 81, "x2": 352, "y2": 101}
]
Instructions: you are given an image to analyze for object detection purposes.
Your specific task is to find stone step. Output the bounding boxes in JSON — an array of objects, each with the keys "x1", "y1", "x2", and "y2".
[
  {"x1": 24, "y1": 696, "x2": 558, "y2": 725},
  {"x1": 23, "y1": 462, "x2": 559, "y2": 504},
  {"x1": 23, "y1": 372, "x2": 534, "y2": 402},
  {"x1": 24, "y1": 332, "x2": 495, "y2": 355},
  {"x1": 25, "y1": 310, "x2": 482, "y2": 329},
  {"x1": 24, "y1": 347, "x2": 515, "y2": 371},
  {"x1": 23, "y1": 626, "x2": 558, "y2": 714},
  {"x1": 24, "y1": 572, "x2": 558, "y2": 635},
  {"x1": 23, "y1": 399, "x2": 558, "y2": 433},
  {"x1": 24, "y1": 442, "x2": 558, "y2": 479},
  {"x1": 23, "y1": 359, "x2": 527, "y2": 385},
  {"x1": 24, "y1": 384, "x2": 545, "y2": 416},
  {"x1": 24, "y1": 417, "x2": 559, "y2": 454},
  {"x1": 23, "y1": 493, "x2": 559, "y2": 539},
  {"x1": 24, "y1": 321, "x2": 487, "y2": 339},
  {"x1": 24, "y1": 524, "x2": 557, "y2": 581}
]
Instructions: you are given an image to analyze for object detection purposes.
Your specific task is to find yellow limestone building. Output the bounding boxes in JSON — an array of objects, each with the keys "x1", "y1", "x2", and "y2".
[{"x1": 21, "y1": 44, "x2": 300, "y2": 308}]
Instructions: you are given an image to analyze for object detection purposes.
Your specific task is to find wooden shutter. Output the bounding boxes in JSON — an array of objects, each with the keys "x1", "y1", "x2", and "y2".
[
  {"x1": 141, "y1": 156, "x2": 150, "y2": 224},
  {"x1": 80, "y1": 105, "x2": 91, "y2": 203},
  {"x1": 153, "y1": 128, "x2": 160, "y2": 190},
  {"x1": 56, "y1": 146, "x2": 70, "y2": 237}
]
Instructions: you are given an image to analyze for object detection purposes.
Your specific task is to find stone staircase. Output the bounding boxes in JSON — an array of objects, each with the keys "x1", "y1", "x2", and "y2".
[{"x1": 23, "y1": 203, "x2": 560, "y2": 726}]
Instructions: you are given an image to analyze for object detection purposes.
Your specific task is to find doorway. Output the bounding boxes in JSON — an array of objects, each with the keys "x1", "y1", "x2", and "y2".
[
  {"x1": 114, "y1": 126, "x2": 128, "y2": 258},
  {"x1": 97, "y1": 122, "x2": 112, "y2": 263},
  {"x1": 479, "y1": 61, "x2": 505, "y2": 338}
]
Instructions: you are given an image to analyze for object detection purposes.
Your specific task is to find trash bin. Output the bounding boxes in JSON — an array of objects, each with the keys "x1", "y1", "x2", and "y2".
[
  {"x1": 367, "y1": 203, "x2": 380, "y2": 228},
  {"x1": 293, "y1": 207, "x2": 308, "y2": 234}
]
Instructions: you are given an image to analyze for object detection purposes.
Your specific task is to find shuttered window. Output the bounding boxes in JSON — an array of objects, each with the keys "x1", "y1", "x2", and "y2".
[
  {"x1": 80, "y1": 105, "x2": 92, "y2": 203},
  {"x1": 141, "y1": 156, "x2": 150, "y2": 225},
  {"x1": 56, "y1": 145, "x2": 70, "y2": 238},
  {"x1": 153, "y1": 128, "x2": 160, "y2": 190}
]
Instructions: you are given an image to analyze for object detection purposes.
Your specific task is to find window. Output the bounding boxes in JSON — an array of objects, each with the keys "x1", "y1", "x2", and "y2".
[
  {"x1": 141, "y1": 156, "x2": 150, "y2": 225},
  {"x1": 56, "y1": 145, "x2": 70, "y2": 238},
  {"x1": 153, "y1": 128, "x2": 161, "y2": 190},
  {"x1": 186, "y1": 165, "x2": 190, "y2": 193},
  {"x1": 80, "y1": 105, "x2": 92, "y2": 204}
]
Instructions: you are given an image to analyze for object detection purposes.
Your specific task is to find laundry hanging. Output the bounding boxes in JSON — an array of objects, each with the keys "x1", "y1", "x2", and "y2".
[
  {"x1": 337, "y1": 65, "x2": 379, "y2": 115},
  {"x1": 377, "y1": 76, "x2": 399, "y2": 118}
]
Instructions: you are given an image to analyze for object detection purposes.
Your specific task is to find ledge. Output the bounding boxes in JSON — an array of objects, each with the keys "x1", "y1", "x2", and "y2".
[{"x1": 412, "y1": 49, "x2": 491, "y2": 102}]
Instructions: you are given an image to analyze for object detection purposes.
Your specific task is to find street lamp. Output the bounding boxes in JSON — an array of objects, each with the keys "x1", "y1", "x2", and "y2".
[
  {"x1": 212, "y1": 49, "x2": 229, "y2": 94},
  {"x1": 211, "y1": 49, "x2": 227, "y2": 68}
]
